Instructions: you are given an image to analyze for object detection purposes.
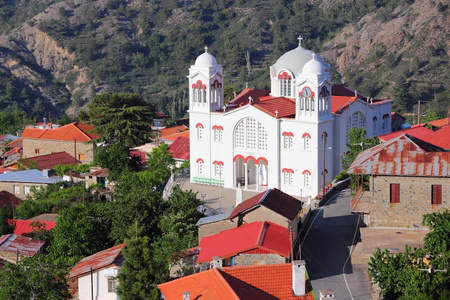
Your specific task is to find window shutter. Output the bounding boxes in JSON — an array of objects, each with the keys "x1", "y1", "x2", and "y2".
[
  {"x1": 432, "y1": 185, "x2": 442, "y2": 205},
  {"x1": 390, "y1": 184, "x2": 400, "y2": 203}
]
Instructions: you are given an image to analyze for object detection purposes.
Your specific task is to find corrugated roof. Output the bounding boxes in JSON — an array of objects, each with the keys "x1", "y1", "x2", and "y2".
[
  {"x1": 229, "y1": 188, "x2": 302, "y2": 221},
  {"x1": 347, "y1": 134, "x2": 450, "y2": 177},
  {"x1": 0, "y1": 134, "x2": 19, "y2": 142},
  {"x1": 0, "y1": 169, "x2": 63, "y2": 184},
  {"x1": 196, "y1": 221, "x2": 290, "y2": 263},
  {"x1": 26, "y1": 152, "x2": 80, "y2": 170},
  {"x1": 168, "y1": 136, "x2": 190, "y2": 160},
  {"x1": 13, "y1": 220, "x2": 56, "y2": 236},
  {"x1": 427, "y1": 117, "x2": 450, "y2": 128},
  {"x1": 0, "y1": 234, "x2": 44, "y2": 257},
  {"x1": 0, "y1": 191, "x2": 23, "y2": 208},
  {"x1": 195, "y1": 212, "x2": 230, "y2": 226},
  {"x1": 22, "y1": 122, "x2": 97, "y2": 142},
  {"x1": 69, "y1": 243, "x2": 125, "y2": 278}
]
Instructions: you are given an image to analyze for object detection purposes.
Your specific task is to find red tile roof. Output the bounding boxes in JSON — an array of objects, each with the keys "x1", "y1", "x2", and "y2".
[
  {"x1": 161, "y1": 130, "x2": 190, "y2": 142},
  {"x1": 88, "y1": 168, "x2": 109, "y2": 177},
  {"x1": 6, "y1": 138, "x2": 22, "y2": 148},
  {"x1": 331, "y1": 96, "x2": 357, "y2": 114},
  {"x1": 169, "y1": 137, "x2": 190, "y2": 160},
  {"x1": 69, "y1": 243, "x2": 125, "y2": 278},
  {"x1": 0, "y1": 190, "x2": 22, "y2": 208},
  {"x1": 25, "y1": 152, "x2": 80, "y2": 170},
  {"x1": 347, "y1": 134, "x2": 450, "y2": 177},
  {"x1": 159, "y1": 267, "x2": 273, "y2": 299},
  {"x1": 432, "y1": 126, "x2": 450, "y2": 149},
  {"x1": 3, "y1": 147, "x2": 22, "y2": 157},
  {"x1": 159, "y1": 125, "x2": 189, "y2": 138},
  {"x1": 13, "y1": 220, "x2": 56, "y2": 236},
  {"x1": 427, "y1": 117, "x2": 450, "y2": 128},
  {"x1": 159, "y1": 264, "x2": 314, "y2": 300},
  {"x1": 0, "y1": 234, "x2": 45, "y2": 258},
  {"x1": 229, "y1": 188, "x2": 302, "y2": 221},
  {"x1": 378, "y1": 126, "x2": 432, "y2": 142},
  {"x1": 22, "y1": 122, "x2": 97, "y2": 142},
  {"x1": 196, "y1": 221, "x2": 290, "y2": 263}
]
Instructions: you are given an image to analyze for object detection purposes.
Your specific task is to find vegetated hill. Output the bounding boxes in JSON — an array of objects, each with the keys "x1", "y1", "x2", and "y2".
[{"x1": 0, "y1": 0, "x2": 448, "y2": 122}]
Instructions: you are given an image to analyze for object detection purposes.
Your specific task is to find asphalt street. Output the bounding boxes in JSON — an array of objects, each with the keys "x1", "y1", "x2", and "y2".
[{"x1": 301, "y1": 189, "x2": 375, "y2": 300}]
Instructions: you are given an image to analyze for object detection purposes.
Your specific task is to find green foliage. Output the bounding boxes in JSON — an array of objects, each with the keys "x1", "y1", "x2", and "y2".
[
  {"x1": 341, "y1": 128, "x2": 379, "y2": 171},
  {"x1": 52, "y1": 163, "x2": 90, "y2": 176},
  {"x1": 116, "y1": 224, "x2": 160, "y2": 299},
  {"x1": 146, "y1": 144, "x2": 175, "y2": 188},
  {"x1": 369, "y1": 210, "x2": 450, "y2": 299},
  {"x1": 49, "y1": 203, "x2": 113, "y2": 266},
  {"x1": 22, "y1": 221, "x2": 54, "y2": 252},
  {"x1": 94, "y1": 142, "x2": 141, "y2": 181},
  {"x1": 87, "y1": 92, "x2": 154, "y2": 148},
  {"x1": 0, "y1": 205, "x2": 13, "y2": 235},
  {"x1": 0, "y1": 254, "x2": 70, "y2": 300}
]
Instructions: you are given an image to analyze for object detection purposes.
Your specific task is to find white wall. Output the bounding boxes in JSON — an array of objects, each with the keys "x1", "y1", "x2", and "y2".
[{"x1": 77, "y1": 267, "x2": 120, "y2": 300}]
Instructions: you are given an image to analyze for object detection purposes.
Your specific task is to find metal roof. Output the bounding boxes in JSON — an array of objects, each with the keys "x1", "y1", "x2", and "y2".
[
  {"x1": 195, "y1": 212, "x2": 230, "y2": 226},
  {"x1": 69, "y1": 243, "x2": 125, "y2": 278},
  {"x1": 0, "y1": 234, "x2": 45, "y2": 258},
  {"x1": 0, "y1": 169, "x2": 63, "y2": 184},
  {"x1": 347, "y1": 134, "x2": 450, "y2": 177}
]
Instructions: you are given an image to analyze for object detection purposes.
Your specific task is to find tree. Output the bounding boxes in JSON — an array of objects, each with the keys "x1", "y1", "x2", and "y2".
[
  {"x1": 49, "y1": 203, "x2": 113, "y2": 266},
  {"x1": 117, "y1": 224, "x2": 160, "y2": 299},
  {"x1": 0, "y1": 254, "x2": 70, "y2": 300},
  {"x1": 94, "y1": 142, "x2": 141, "y2": 181},
  {"x1": 369, "y1": 210, "x2": 450, "y2": 299},
  {"x1": 0, "y1": 205, "x2": 13, "y2": 235},
  {"x1": 146, "y1": 144, "x2": 175, "y2": 189},
  {"x1": 87, "y1": 92, "x2": 154, "y2": 148}
]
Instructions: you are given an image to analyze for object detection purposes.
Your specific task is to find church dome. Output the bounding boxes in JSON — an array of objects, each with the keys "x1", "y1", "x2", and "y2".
[
  {"x1": 195, "y1": 47, "x2": 217, "y2": 67},
  {"x1": 302, "y1": 54, "x2": 328, "y2": 75},
  {"x1": 271, "y1": 37, "x2": 328, "y2": 75}
]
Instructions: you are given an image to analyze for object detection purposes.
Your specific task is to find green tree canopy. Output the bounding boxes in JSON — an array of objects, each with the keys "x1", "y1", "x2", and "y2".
[
  {"x1": 146, "y1": 143, "x2": 175, "y2": 189},
  {"x1": 87, "y1": 92, "x2": 154, "y2": 148}
]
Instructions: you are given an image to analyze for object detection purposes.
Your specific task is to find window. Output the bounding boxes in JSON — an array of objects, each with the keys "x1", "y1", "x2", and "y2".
[
  {"x1": 214, "y1": 163, "x2": 224, "y2": 177},
  {"x1": 279, "y1": 72, "x2": 292, "y2": 97},
  {"x1": 382, "y1": 114, "x2": 390, "y2": 131},
  {"x1": 432, "y1": 185, "x2": 442, "y2": 205},
  {"x1": 303, "y1": 133, "x2": 311, "y2": 151},
  {"x1": 282, "y1": 169, "x2": 294, "y2": 185},
  {"x1": 35, "y1": 149, "x2": 40, "y2": 154},
  {"x1": 283, "y1": 133, "x2": 294, "y2": 149},
  {"x1": 234, "y1": 118, "x2": 267, "y2": 152},
  {"x1": 213, "y1": 126, "x2": 223, "y2": 142},
  {"x1": 197, "y1": 159, "x2": 204, "y2": 175},
  {"x1": 346, "y1": 111, "x2": 365, "y2": 142},
  {"x1": 373, "y1": 117, "x2": 377, "y2": 135},
  {"x1": 196, "y1": 123, "x2": 204, "y2": 140},
  {"x1": 24, "y1": 186, "x2": 30, "y2": 195},
  {"x1": 108, "y1": 278, "x2": 118, "y2": 293},
  {"x1": 303, "y1": 170, "x2": 311, "y2": 187},
  {"x1": 390, "y1": 183, "x2": 400, "y2": 203},
  {"x1": 192, "y1": 80, "x2": 206, "y2": 103},
  {"x1": 78, "y1": 153, "x2": 85, "y2": 161},
  {"x1": 13, "y1": 185, "x2": 20, "y2": 194}
]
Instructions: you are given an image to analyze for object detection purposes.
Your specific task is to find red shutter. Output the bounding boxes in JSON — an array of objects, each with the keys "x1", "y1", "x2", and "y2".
[
  {"x1": 390, "y1": 184, "x2": 400, "y2": 203},
  {"x1": 432, "y1": 185, "x2": 442, "y2": 205}
]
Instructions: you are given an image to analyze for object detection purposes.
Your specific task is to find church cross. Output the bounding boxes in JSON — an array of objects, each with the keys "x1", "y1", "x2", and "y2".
[
  {"x1": 275, "y1": 110, "x2": 279, "y2": 117},
  {"x1": 204, "y1": 46, "x2": 208, "y2": 53},
  {"x1": 297, "y1": 35, "x2": 303, "y2": 47}
]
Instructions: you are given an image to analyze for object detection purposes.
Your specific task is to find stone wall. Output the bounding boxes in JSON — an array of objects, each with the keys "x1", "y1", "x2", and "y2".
[
  {"x1": 232, "y1": 253, "x2": 287, "y2": 266},
  {"x1": 370, "y1": 175, "x2": 450, "y2": 227},
  {"x1": 23, "y1": 138, "x2": 94, "y2": 163},
  {"x1": 198, "y1": 220, "x2": 237, "y2": 242},
  {"x1": 0, "y1": 182, "x2": 52, "y2": 199}
]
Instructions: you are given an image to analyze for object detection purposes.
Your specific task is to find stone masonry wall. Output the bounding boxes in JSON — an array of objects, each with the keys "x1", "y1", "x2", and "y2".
[
  {"x1": 370, "y1": 175, "x2": 450, "y2": 227},
  {"x1": 23, "y1": 138, "x2": 94, "y2": 163},
  {"x1": 232, "y1": 253, "x2": 287, "y2": 266}
]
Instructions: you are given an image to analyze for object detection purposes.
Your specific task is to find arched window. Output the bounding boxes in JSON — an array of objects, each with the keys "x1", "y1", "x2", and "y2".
[
  {"x1": 211, "y1": 80, "x2": 222, "y2": 104},
  {"x1": 299, "y1": 87, "x2": 313, "y2": 111},
  {"x1": 382, "y1": 114, "x2": 390, "y2": 131},
  {"x1": 282, "y1": 168, "x2": 294, "y2": 185},
  {"x1": 196, "y1": 158, "x2": 204, "y2": 175},
  {"x1": 303, "y1": 170, "x2": 311, "y2": 187},
  {"x1": 302, "y1": 133, "x2": 311, "y2": 151},
  {"x1": 346, "y1": 111, "x2": 365, "y2": 141},
  {"x1": 282, "y1": 132, "x2": 294, "y2": 149},
  {"x1": 213, "y1": 161, "x2": 224, "y2": 177},
  {"x1": 213, "y1": 125, "x2": 223, "y2": 142},
  {"x1": 320, "y1": 86, "x2": 329, "y2": 112},
  {"x1": 278, "y1": 72, "x2": 292, "y2": 97},
  {"x1": 192, "y1": 80, "x2": 207, "y2": 103},
  {"x1": 196, "y1": 123, "x2": 204, "y2": 140},
  {"x1": 234, "y1": 118, "x2": 267, "y2": 152},
  {"x1": 373, "y1": 117, "x2": 377, "y2": 135}
]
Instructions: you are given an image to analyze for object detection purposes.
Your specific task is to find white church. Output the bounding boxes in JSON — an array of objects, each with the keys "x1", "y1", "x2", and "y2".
[{"x1": 188, "y1": 37, "x2": 392, "y2": 198}]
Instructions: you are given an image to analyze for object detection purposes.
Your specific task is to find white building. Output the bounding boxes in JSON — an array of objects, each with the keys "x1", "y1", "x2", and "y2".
[{"x1": 188, "y1": 38, "x2": 392, "y2": 198}]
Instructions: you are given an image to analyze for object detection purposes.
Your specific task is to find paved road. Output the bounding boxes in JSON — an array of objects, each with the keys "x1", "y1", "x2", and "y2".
[{"x1": 301, "y1": 189, "x2": 374, "y2": 300}]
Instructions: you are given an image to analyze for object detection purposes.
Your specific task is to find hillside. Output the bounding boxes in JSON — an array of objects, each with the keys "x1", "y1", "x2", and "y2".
[{"x1": 0, "y1": 0, "x2": 448, "y2": 121}]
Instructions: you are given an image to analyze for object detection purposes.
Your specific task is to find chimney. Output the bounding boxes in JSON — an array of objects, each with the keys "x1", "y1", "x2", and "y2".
[
  {"x1": 319, "y1": 289, "x2": 334, "y2": 300},
  {"x1": 212, "y1": 256, "x2": 222, "y2": 269},
  {"x1": 292, "y1": 260, "x2": 306, "y2": 296},
  {"x1": 182, "y1": 291, "x2": 190, "y2": 300}
]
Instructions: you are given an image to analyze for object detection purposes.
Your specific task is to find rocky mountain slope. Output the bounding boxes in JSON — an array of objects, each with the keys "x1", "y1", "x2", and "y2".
[{"x1": 0, "y1": 0, "x2": 448, "y2": 120}]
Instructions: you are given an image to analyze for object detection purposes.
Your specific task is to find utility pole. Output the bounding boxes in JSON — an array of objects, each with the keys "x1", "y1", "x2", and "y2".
[
  {"x1": 322, "y1": 133, "x2": 326, "y2": 196},
  {"x1": 418, "y1": 100, "x2": 421, "y2": 125}
]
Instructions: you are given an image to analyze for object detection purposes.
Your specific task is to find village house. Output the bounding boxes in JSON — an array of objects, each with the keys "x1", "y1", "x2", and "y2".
[
  {"x1": 348, "y1": 134, "x2": 450, "y2": 227},
  {"x1": 69, "y1": 243, "x2": 125, "y2": 300},
  {"x1": 21, "y1": 122, "x2": 97, "y2": 164},
  {"x1": 0, "y1": 234, "x2": 45, "y2": 263}
]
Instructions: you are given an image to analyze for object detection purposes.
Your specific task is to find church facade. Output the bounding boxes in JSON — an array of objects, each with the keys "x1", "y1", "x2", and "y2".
[{"x1": 188, "y1": 39, "x2": 392, "y2": 198}]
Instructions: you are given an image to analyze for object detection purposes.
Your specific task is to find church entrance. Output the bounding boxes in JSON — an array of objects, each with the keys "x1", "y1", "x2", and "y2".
[{"x1": 234, "y1": 155, "x2": 268, "y2": 192}]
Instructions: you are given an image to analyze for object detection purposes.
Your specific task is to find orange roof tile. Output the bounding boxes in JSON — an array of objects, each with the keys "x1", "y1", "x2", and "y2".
[
  {"x1": 161, "y1": 130, "x2": 190, "y2": 142},
  {"x1": 427, "y1": 117, "x2": 450, "y2": 128},
  {"x1": 6, "y1": 138, "x2": 22, "y2": 148},
  {"x1": 159, "y1": 125, "x2": 188, "y2": 138},
  {"x1": 69, "y1": 243, "x2": 125, "y2": 278},
  {"x1": 22, "y1": 122, "x2": 97, "y2": 142},
  {"x1": 378, "y1": 126, "x2": 432, "y2": 142}
]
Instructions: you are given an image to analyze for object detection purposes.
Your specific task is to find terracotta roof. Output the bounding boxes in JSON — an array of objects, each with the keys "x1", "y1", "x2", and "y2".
[
  {"x1": 227, "y1": 88, "x2": 271, "y2": 107},
  {"x1": 378, "y1": 126, "x2": 432, "y2": 142},
  {"x1": 159, "y1": 264, "x2": 314, "y2": 300},
  {"x1": 196, "y1": 221, "x2": 291, "y2": 263},
  {"x1": 6, "y1": 138, "x2": 22, "y2": 148},
  {"x1": 229, "y1": 188, "x2": 302, "y2": 221},
  {"x1": 69, "y1": 243, "x2": 125, "y2": 278},
  {"x1": 159, "y1": 267, "x2": 273, "y2": 299},
  {"x1": 13, "y1": 220, "x2": 56, "y2": 236},
  {"x1": 331, "y1": 96, "x2": 357, "y2": 114},
  {"x1": 25, "y1": 152, "x2": 80, "y2": 170},
  {"x1": 0, "y1": 234, "x2": 45, "y2": 257},
  {"x1": 160, "y1": 130, "x2": 190, "y2": 142},
  {"x1": 347, "y1": 134, "x2": 450, "y2": 177},
  {"x1": 159, "y1": 125, "x2": 188, "y2": 138},
  {"x1": 427, "y1": 117, "x2": 450, "y2": 128},
  {"x1": 432, "y1": 126, "x2": 450, "y2": 149},
  {"x1": 0, "y1": 190, "x2": 23, "y2": 208},
  {"x1": 169, "y1": 137, "x2": 190, "y2": 160},
  {"x1": 22, "y1": 122, "x2": 97, "y2": 142},
  {"x1": 3, "y1": 147, "x2": 22, "y2": 157},
  {"x1": 252, "y1": 96, "x2": 296, "y2": 118},
  {"x1": 88, "y1": 168, "x2": 109, "y2": 177}
]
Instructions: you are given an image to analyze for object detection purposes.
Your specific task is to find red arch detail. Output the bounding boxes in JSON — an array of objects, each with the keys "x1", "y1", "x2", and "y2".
[
  {"x1": 302, "y1": 170, "x2": 311, "y2": 175},
  {"x1": 256, "y1": 157, "x2": 268, "y2": 166},
  {"x1": 211, "y1": 80, "x2": 222, "y2": 89},
  {"x1": 213, "y1": 161, "x2": 224, "y2": 166},
  {"x1": 245, "y1": 156, "x2": 257, "y2": 163},
  {"x1": 196, "y1": 158, "x2": 204, "y2": 163},
  {"x1": 192, "y1": 80, "x2": 206, "y2": 89},
  {"x1": 302, "y1": 132, "x2": 311, "y2": 139},
  {"x1": 282, "y1": 168, "x2": 294, "y2": 173},
  {"x1": 299, "y1": 87, "x2": 316, "y2": 97},
  {"x1": 282, "y1": 131, "x2": 294, "y2": 137},
  {"x1": 233, "y1": 155, "x2": 245, "y2": 162},
  {"x1": 278, "y1": 71, "x2": 292, "y2": 80},
  {"x1": 195, "y1": 123, "x2": 204, "y2": 129},
  {"x1": 212, "y1": 125, "x2": 224, "y2": 130}
]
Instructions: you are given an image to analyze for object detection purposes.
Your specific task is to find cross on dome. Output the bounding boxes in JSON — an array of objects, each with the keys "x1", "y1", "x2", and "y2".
[
  {"x1": 297, "y1": 35, "x2": 303, "y2": 47},
  {"x1": 275, "y1": 110, "x2": 279, "y2": 117},
  {"x1": 204, "y1": 46, "x2": 208, "y2": 53}
]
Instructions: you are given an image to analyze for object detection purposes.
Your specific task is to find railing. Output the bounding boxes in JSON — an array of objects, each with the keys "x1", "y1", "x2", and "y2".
[
  {"x1": 351, "y1": 185, "x2": 363, "y2": 212},
  {"x1": 163, "y1": 168, "x2": 190, "y2": 199}
]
